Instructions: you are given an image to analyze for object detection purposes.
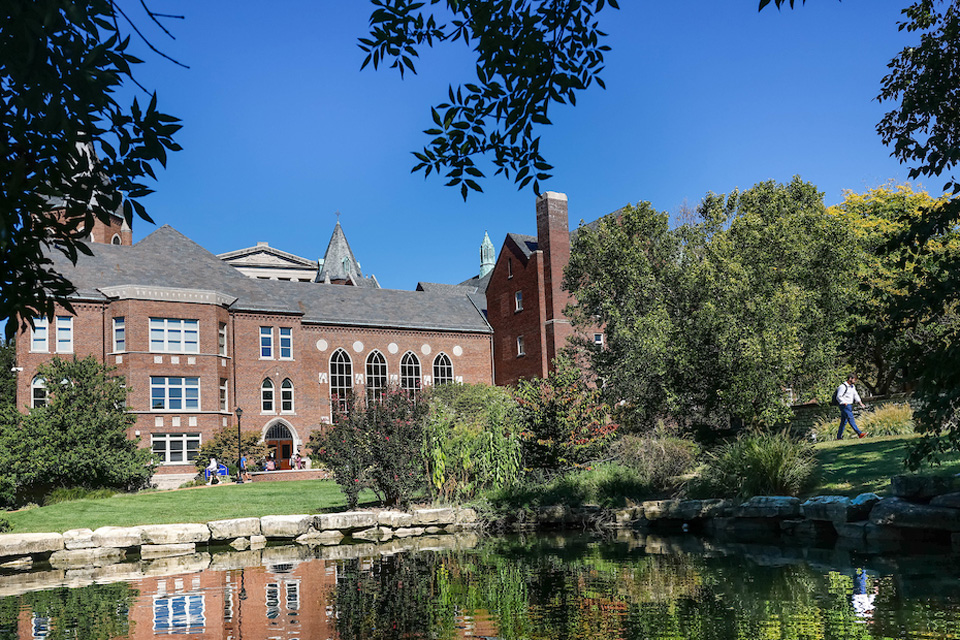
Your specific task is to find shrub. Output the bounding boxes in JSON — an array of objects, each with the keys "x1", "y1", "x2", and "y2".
[
  {"x1": 514, "y1": 355, "x2": 617, "y2": 472},
  {"x1": 812, "y1": 402, "x2": 914, "y2": 440},
  {"x1": 0, "y1": 517, "x2": 9, "y2": 533},
  {"x1": 311, "y1": 387, "x2": 428, "y2": 508},
  {"x1": 690, "y1": 430, "x2": 818, "y2": 499},
  {"x1": 612, "y1": 426, "x2": 699, "y2": 494},
  {"x1": 43, "y1": 487, "x2": 116, "y2": 506},
  {"x1": 423, "y1": 383, "x2": 522, "y2": 502},
  {"x1": 194, "y1": 427, "x2": 269, "y2": 477},
  {"x1": 489, "y1": 463, "x2": 649, "y2": 510}
]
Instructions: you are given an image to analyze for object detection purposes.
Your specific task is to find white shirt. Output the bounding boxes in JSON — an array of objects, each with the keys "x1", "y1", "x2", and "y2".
[{"x1": 836, "y1": 382, "x2": 861, "y2": 406}]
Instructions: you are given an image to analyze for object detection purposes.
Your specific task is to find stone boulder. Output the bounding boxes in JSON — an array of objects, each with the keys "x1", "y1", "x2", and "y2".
[
  {"x1": 801, "y1": 494, "x2": 878, "y2": 523},
  {"x1": 62, "y1": 529, "x2": 96, "y2": 550},
  {"x1": 393, "y1": 527, "x2": 426, "y2": 538},
  {"x1": 296, "y1": 530, "x2": 344, "y2": 546},
  {"x1": 890, "y1": 474, "x2": 960, "y2": 501},
  {"x1": 260, "y1": 515, "x2": 313, "y2": 538},
  {"x1": 49, "y1": 548, "x2": 124, "y2": 569},
  {"x1": 249, "y1": 535, "x2": 267, "y2": 549},
  {"x1": 353, "y1": 527, "x2": 392, "y2": 542},
  {"x1": 92, "y1": 526, "x2": 143, "y2": 548},
  {"x1": 140, "y1": 544, "x2": 196, "y2": 559},
  {"x1": 870, "y1": 497, "x2": 960, "y2": 531},
  {"x1": 412, "y1": 508, "x2": 456, "y2": 526},
  {"x1": 208, "y1": 518, "x2": 261, "y2": 540},
  {"x1": 139, "y1": 524, "x2": 210, "y2": 545},
  {"x1": 0, "y1": 533, "x2": 64, "y2": 558},
  {"x1": 455, "y1": 508, "x2": 478, "y2": 524},
  {"x1": 229, "y1": 538, "x2": 250, "y2": 551},
  {"x1": 377, "y1": 511, "x2": 414, "y2": 528},
  {"x1": 315, "y1": 511, "x2": 377, "y2": 532},
  {"x1": 930, "y1": 492, "x2": 960, "y2": 509},
  {"x1": 734, "y1": 496, "x2": 801, "y2": 519}
]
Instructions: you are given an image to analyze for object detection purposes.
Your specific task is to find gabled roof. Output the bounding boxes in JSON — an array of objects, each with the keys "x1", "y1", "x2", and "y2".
[
  {"x1": 506, "y1": 233, "x2": 539, "y2": 258},
  {"x1": 49, "y1": 225, "x2": 491, "y2": 333},
  {"x1": 217, "y1": 243, "x2": 318, "y2": 269}
]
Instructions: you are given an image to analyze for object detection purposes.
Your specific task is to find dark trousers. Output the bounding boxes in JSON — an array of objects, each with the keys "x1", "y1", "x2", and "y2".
[{"x1": 837, "y1": 404, "x2": 862, "y2": 439}]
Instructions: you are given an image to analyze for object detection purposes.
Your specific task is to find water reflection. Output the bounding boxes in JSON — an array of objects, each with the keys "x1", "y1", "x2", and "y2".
[{"x1": 1, "y1": 532, "x2": 959, "y2": 639}]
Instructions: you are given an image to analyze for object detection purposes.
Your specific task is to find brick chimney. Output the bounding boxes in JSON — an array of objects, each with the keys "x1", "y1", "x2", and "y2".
[{"x1": 535, "y1": 191, "x2": 573, "y2": 365}]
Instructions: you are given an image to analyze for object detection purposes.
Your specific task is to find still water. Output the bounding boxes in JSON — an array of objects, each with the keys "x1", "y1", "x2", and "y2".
[{"x1": 1, "y1": 531, "x2": 959, "y2": 639}]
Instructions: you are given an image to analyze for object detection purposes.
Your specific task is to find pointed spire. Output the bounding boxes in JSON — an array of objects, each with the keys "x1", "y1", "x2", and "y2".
[
  {"x1": 316, "y1": 218, "x2": 374, "y2": 286},
  {"x1": 479, "y1": 231, "x2": 495, "y2": 277}
]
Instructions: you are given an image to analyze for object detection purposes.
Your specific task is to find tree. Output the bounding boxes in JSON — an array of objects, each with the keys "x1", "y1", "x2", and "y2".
[
  {"x1": 362, "y1": 0, "x2": 619, "y2": 199},
  {"x1": 2, "y1": 0, "x2": 181, "y2": 337},
  {"x1": 0, "y1": 356, "x2": 154, "y2": 505},
  {"x1": 0, "y1": 338, "x2": 14, "y2": 408},
  {"x1": 194, "y1": 427, "x2": 269, "y2": 477},
  {"x1": 566, "y1": 178, "x2": 858, "y2": 431}
]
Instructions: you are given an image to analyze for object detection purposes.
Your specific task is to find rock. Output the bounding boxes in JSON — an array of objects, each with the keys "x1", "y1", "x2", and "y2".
[
  {"x1": 931, "y1": 492, "x2": 960, "y2": 509},
  {"x1": 424, "y1": 526, "x2": 444, "y2": 535},
  {"x1": 851, "y1": 493, "x2": 881, "y2": 518},
  {"x1": 865, "y1": 523, "x2": 904, "y2": 542},
  {"x1": 676, "y1": 500, "x2": 734, "y2": 520},
  {"x1": 455, "y1": 508, "x2": 478, "y2": 524},
  {"x1": 140, "y1": 544, "x2": 196, "y2": 559},
  {"x1": 378, "y1": 511, "x2": 414, "y2": 528},
  {"x1": 802, "y1": 496, "x2": 853, "y2": 522},
  {"x1": 833, "y1": 521, "x2": 868, "y2": 541},
  {"x1": 412, "y1": 508, "x2": 456, "y2": 526},
  {"x1": 315, "y1": 511, "x2": 377, "y2": 532},
  {"x1": 393, "y1": 527, "x2": 425, "y2": 538},
  {"x1": 353, "y1": 527, "x2": 392, "y2": 542},
  {"x1": 0, "y1": 557, "x2": 32, "y2": 571},
  {"x1": 92, "y1": 526, "x2": 143, "y2": 548},
  {"x1": 229, "y1": 538, "x2": 250, "y2": 550},
  {"x1": 705, "y1": 517, "x2": 780, "y2": 541},
  {"x1": 780, "y1": 519, "x2": 820, "y2": 538},
  {"x1": 260, "y1": 515, "x2": 313, "y2": 538},
  {"x1": 49, "y1": 548, "x2": 124, "y2": 569},
  {"x1": 296, "y1": 530, "x2": 344, "y2": 546},
  {"x1": 870, "y1": 497, "x2": 960, "y2": 531},
  {"x1": 734, "y1": 496, "x2": 801, "y2": 519},
  {"x1": 139, "y1": 524, "x2": 210, "y2": 545},
  {"x1": 208, "y1": 518, "x2": 261, "y2": 540},
  {"x1": 640, "y1": 500, "x2": 674, "y2": 521},
  {"x1": 142, "y1": 553, "x2": 210, "y2": 577},
  {"x1": 890, "y1": 474, "x2": 960, "y2": 501},
  {"x1": 62, "y1": 529, "x2": 96, "y2": 550},
  {"x1": 0, "y1": 533, "x2": 64, "y2": 558},
  {"x1": 249, "y1": 535, "x2": 267, "y2": 549}
]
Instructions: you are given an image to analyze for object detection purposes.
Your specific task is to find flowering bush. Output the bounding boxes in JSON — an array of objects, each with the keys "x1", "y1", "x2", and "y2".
[{"x1": 310, "y1": 387, "x2": 427, "y2": 508}]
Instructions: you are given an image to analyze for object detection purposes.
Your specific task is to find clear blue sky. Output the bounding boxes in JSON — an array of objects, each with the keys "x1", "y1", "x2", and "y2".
[{"x1": 135, "y1": 1, "x2": 916, "y2": 290}]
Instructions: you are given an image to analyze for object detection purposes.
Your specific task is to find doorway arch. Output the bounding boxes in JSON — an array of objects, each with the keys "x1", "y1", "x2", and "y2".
[{"x1": 262, "y1": 420, "x2": 299, "y2": 470}]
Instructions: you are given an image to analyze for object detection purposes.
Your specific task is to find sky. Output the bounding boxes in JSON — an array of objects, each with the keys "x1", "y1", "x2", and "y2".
[{"x1": 132, "y1": 0, "x2": 918, "y2": 291}]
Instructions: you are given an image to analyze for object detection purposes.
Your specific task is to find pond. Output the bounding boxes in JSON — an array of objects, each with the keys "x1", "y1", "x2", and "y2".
[{"x1": 1, "y1": 531, "x2": 959, "y2": 639}]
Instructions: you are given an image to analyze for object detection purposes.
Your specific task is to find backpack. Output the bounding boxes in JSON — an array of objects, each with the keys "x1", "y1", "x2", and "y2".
[{"x1": 830, "y1": 385, "x2": 842, "y2": 406}]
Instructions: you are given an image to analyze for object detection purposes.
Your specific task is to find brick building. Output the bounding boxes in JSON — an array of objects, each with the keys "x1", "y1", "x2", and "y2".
[{"x1": 15, "y1": 222, "x2": 493, "y2": 485}]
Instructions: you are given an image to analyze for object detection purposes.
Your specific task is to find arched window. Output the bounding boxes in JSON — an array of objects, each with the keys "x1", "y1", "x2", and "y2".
[
  {"x1": 330, "y1": 349, "x2": 353, "y2": 414},
  {"x1": 111, "y1": 234, "x2": 122, "y2": 245},
  {"x1": 281, "y1": 379, "x2": 294, "y2": 413},
  {"x1": 365, "y1": 351, "x2": 387, "y2": 403},
  {"x1": 261, "y1": 379, "x2": 274, "y2": 413},
  {"x1": 31, "y1": 377, "x2": 47, "y2": 408},
  {"x1": 400, "y1": 352, "x2": 421, "y2": 394},
  {"x1": 433, "y1": 353, "x2": 454, "y2": 386}
]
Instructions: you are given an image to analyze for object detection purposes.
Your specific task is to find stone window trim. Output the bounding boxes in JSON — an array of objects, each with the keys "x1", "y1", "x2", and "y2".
[
  {"x1": 31, "y1": 377, "x2": 47, "y2": 409},
  {"x1": 150, "y1": 376, "x2": 200, "y2": 411},
  {"x1": 113, "y1": 317, "x2": 126, "y2": 353},
  {"x1": 433, "y1": 352, "x2": 454, "y2": 386},
  {"x1": 151, "y1": 432, "x2": 202, "y2": 465},
  {"x1": 149, "y1": 318, "x2": 199, "y2": 354},
  {"x1": 220, "y1": 378, "x2": 228, "y2": 413},
  {"x1": 261, "y1": 378, "x2": 275, "y2": 413},
  {"x1": 218, "y1": 323, "x2": 228, "y2": 356},
  {"x1": 278, "y1": 327, "x2": 293, "y2": 360},
  {"x1": 31, "y1": 317, "x2": 49, "y2": 353},
  {"x1": 280, "y1": 378, "x2": 295, "y2": 414}
]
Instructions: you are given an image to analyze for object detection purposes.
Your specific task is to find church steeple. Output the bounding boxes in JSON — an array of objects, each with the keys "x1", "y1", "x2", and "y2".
[
  {"x1": 479, "y1": 231, "x2": 495, "y2": 278},
  {"x1": 315, "y1": 219, "x2": 377, "y2": 287}
]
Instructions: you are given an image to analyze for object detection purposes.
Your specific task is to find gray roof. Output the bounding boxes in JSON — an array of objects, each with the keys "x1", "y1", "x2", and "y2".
[
  {"x1": 217, "y1": 243, "x2": 319, "y2": 269},
  {"x1": 51, "y1": 226, "x2": 492, "y2": 334},
  {"x1": 316, "y1": 222, "x2": 377, "y2": 287},
  {"x1": 507, "y1": 233, "x2": 539, "y2": 258}
]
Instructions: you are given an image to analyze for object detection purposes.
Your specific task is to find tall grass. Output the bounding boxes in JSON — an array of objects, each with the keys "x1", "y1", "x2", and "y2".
[
  {"x1": 813, "y1": 402, "x2": 914, "y2": 441},
  {"x1": 487, "y1": 463, "x2": 650, "y2": 510},
  {"x1": 690, "y1": 431, "x2": 818, "y2": 499},
  {"x1": 611, "y1": 430, "x2": 699, "y2": 494}
]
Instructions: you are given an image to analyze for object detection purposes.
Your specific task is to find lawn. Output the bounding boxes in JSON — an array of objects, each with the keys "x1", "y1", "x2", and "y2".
[
  {"x1": 4, "y1": 480, "x2": 378, "y2": 534},
  {"x1": 810, "y1": 433, "x2": 960, "y2": 497}
]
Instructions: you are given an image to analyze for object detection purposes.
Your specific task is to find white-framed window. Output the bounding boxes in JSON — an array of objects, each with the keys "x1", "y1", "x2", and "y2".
[
  {"x1": 113, "y1": 317, "x2": 126, "y2": 352},
  {"x1": 433, "y1": 353, "x2": 454, "y2": 386},
  {"x1": 260, "y1": 327, "x2": 274, "y2": 359},
  {"x1": 594, "y1": 333, "x2": 604, "y2": 346},
  {"x1": 280, "y1": 378, "x2": 294, "y2": 413},
  {"x1": 330, "y1": 349, "x2": 353, "y2": 414},
  {"x1": 111, "y1": 234, "x2": 122, "y2": 245},
  {"x1": 508, "y1": 257, "x2": 513, "y2": 278},
  {"x1": 261, "y1": 379, "x2": 274, "y2": 413},
  {"x1": 56, "y1": 316, "x2": 73, "y2": 353},
  {"x1": 400, "y1": 352, "x2": 421, "y2": 393},
  {"x1": 366, "y1": 350, "x2": 387, "y2": 403},
  {"x1": 31, "y1": 377, "x2": 47, "y2": 408},
  {"x1": 150, "y1": 377, "x2": 200, "y2": 411},
  {"x1": 152, "y1": 593, "x2": 205, "y2": 632},
  {"x1": 279, "y1": 327, "x2": 293, "y2": 359},
  {"x1": 515, "y1": 291, "x2": 524, "y2": 311},
  {"x1": 149, "y1": 318, "x2": 199, "y2": 353},
  {"x1": 219, "y1": 323, "x2": 227, "y2": 356},
  {"x1": 220, "y1": 379, "x2": 228, "y2": 412},
  {"x1": 151, "y1": 433, "x2": 201, "y2": 464},
  {"x1": 517, "y1": 336, "x2": 525, "y2": 357},
  {"x1": 31, "y1": 317, "x2": 48, "y2": 352}
]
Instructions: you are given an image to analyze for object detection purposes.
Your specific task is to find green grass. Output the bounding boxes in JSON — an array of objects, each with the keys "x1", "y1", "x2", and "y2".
[
  {"x1": 810, "y1": 433, "x2": 960, "y2": 497},
  {"x1": 4, "y1": 480, "x2": 378, "y2": 534}
]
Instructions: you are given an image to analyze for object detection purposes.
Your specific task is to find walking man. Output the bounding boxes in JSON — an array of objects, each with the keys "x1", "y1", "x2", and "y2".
[{"x1": 837, "y1": 374, "x2": 867, "y2": 440}]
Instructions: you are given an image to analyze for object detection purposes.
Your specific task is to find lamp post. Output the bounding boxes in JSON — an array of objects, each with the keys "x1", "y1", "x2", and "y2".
[{"x1": 235, "y1": 406, "x2": 244, "y2": 484}]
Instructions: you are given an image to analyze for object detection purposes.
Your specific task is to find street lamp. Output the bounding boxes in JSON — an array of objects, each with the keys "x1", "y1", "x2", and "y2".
[{"x1": 235, "y1": 406, "x2": 244, "y2": 484}]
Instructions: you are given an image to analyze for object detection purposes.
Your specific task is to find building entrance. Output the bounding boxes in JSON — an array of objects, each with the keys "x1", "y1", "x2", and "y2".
[{"x1": 264, "y1": 422, "x2": 295, "y2": 471}]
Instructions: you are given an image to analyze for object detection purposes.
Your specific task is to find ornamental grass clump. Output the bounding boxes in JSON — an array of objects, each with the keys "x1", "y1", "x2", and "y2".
[
  {"x1": 691, "y1": 430, "x2": 818, "y2": 500},
  {"x1": 812, "y1": 402, "x2": 914, "y2": 441},
  {"x1": 612, "y1": 426, "x2": 699, "y2": 495}
]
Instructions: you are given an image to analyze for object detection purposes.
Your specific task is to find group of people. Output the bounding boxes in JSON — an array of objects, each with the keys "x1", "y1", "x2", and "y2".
[{"x1": 205, "y1": 450, "x2": 307, "y2": 483}]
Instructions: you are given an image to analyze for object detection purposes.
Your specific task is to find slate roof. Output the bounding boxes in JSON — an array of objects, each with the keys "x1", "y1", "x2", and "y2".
[
  {"x1": 316, "y1": 221, "x2": 377, "y2": 287},
  {"x1": 217, "y1": 243, "x2": 319, "y2": 269},
  {"x1": 51, "y1": 226, "x2": 492, "y2": 334}
]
